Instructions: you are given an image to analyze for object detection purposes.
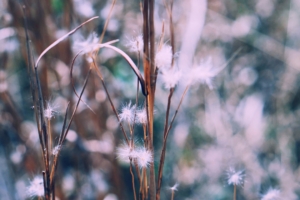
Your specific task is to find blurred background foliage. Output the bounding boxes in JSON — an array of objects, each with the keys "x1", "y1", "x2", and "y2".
[{"x1": 0, "y1": 0, "x2": 300, "y2": 199}]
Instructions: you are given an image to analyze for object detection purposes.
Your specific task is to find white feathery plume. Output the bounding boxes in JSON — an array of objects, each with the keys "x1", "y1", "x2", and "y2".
[
  {"x1": 170, "y1": 183, "x2": 179, "y2": 191},
  {"x1": 125, "y1": 35, "x2": 144, "y2": 53},
  {"x1": 155, "y1": 44, "x2": 172, "y2": 69},
  {"x1": 44, "y1": 102, "x2": 58, "y2": 120},
  {"x1": 188, "y1": 57, "x2": 221, "y2": 89},
  {"x1": 261, "y1": 188, "x2": 280, "y2": 200},
  {"x1": 226, "y1": 167, "x2": 245, "y2": 186},
  {"x1": 116, "y1": 143, "x2": 136, "y2": 162},
  {"x1": 27, "y1": 176, "x2": 44, "y2": 198},
  {"x1": 119, "y1": 102, "x2": 136, "y2": 125},
  {"x1": 135, "y1": 147, "x2": 152, "y2": 168},
  {"x1": 136, "y1": 107, "x2": 147, "y2": 125},
  {"x1": 161, "y1": 68, "x2": 182, "y2": 89}
]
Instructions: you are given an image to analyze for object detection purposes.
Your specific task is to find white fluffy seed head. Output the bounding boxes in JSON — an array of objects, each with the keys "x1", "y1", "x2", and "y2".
[
  {"x1": 155, "y1": 44, "x2": 172, "y2": 69},
  {"x1": 136, "y1": 108, "x2": 147, "y2": 125},
  {"x1": 27, "y1": 176, "x2": 44, "y2": 198},
  {"x1": 73, "y1": 32, "x2": 102, "y2": 55},
  {"x1": 44, "y1": 102, "x2": 58, "y2": 120},
  {"x1": 170, "y1": 183, "x2": 179, "y2": 191},
  {"x1": 126, "y1": 35, "x2": 144, "y2": 52},
  {"x1": 226, "y1": 167, "x2": 245, "y2": 186},
  {"x1": 135, "y1": 147, "x2": 152, "y2": 168},
  {"x1": 188, "y1": 57, "x2": 220, "y2": 89},
  {"x1": 161, "y1": 68, "x2": 182, "y2": 89},
  {"x1": 261, "y1": 188, "x2": 281, "y2": 200},
  {"x1": 119, "y1": 102, "x2": 136, "y2": 124},
  {"x1": 116, "y1": 143, "x2": 135, "y2": 162}
]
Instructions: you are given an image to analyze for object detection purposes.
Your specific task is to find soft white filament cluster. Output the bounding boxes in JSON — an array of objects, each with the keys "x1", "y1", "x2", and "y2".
[
  {"x1": 161, "y1": 68, "x2": 182, "y2": 89},
  {"x1": 27, "y1": 176, "x2": 44, "y2": 198},
  {"x1": 73, "y1": 32, "x2": 101, "y2": 54},
  {"x1": 226, "y1": 167, "x2": 245, "y2": 186},
  {"x1": 44, "y1": 102, "x2": 57, "y2": 120},
  {"x1": 188, "y1": 57, "x2": 220, "y2": 89},
  {"x1": 136, "y1": 108, "x2": 147, "y2": 125},
  {"x1": 155, "y1": 44, "x2": 172, "y2": 69},
  {"x1": 126, "y1": 35, "x2": 144, "y2": 53},
  {"x1": 119, "y1": 102, "x2": 136, "y2": 124},
  {"x1": 261, "y1": 188, "x2": 280, "y2": 200},
  {"x1": 170, "y1": 183, "x2": 179, "y2": 191},
  {"x1": 117, "y1": 143, "x2": 152, "y2": 168},
  {"x1": 52, "y1": 145, "x2": 61, "y2": 155}
]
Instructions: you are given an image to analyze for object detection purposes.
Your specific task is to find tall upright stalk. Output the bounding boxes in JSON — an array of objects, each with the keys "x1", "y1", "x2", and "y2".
[{"x1": 142, "y1": 0, "x2": 156, "y2": 199}]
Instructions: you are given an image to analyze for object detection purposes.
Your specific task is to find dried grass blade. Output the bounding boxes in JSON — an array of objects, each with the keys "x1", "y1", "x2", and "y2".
[
  {"x1": 35, "y1": 16, "x2": 99, "y2": 68},
  {"x1": 102, "y1": 44, "x2": 146, "y2": 95}
]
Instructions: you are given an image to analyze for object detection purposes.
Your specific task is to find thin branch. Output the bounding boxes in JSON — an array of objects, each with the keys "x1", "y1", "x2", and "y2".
[
  {"x1": 130, "y1": 160, "x2": 137, "y2": 200},
  {"x1": 35, "y1": 16, "x2": 99, "y2": 68},
  {"x1": 99, "y1": 0, "x2": 116, "y2": 43},
  {"x1": 91, "y1": 59, "x2": 130, "y2": 145},
  {"x1": 156, "y1": 88, "x2": 174, "y2": 199},
  {"x1": 166, "y1": 86, "x2": 189, "y2": 137},
  {"x1": 50, "y1": 68, "x2": 91, "y2": 190},
  {"x1": 102, "y1": 44, "x2": 146, "y2": 96}
]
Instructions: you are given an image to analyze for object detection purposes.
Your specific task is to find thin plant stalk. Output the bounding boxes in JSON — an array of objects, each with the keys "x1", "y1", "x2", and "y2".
[
  {"x1": 35, "y1": 66, "x2": 50, "y2": 200},
  {"x1": 233, "y1": 184, "x2": 236, "y2": 200},
  {"x1": 47, "y1": 119, "x2": 52, "y2": 159},
  {"x1": 143, "y1": 0, "x2": 156, "y2": 199},
  {"x1": 130, "y1": 159, "x2": 137, "y2": 200},
  {"x1": 50, "y1": 68, "x2": 91, "y2": 194},
  {"x1": 171, "y1": 191, "x2": 175, "y2": 200},
  {"x1": 156, "y1": 86, "x2": 189, "y2": 200},
  {"x1": 91, "y1": 59, "x2": 130, "y2": 145},
  {"x1": 156, "y1": 88, "x2": 174, "y2": 199}
]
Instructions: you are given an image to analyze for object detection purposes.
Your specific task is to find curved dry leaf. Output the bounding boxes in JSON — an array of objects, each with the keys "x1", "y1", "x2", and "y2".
[
  {"x1": 102, "y1": 43, "x2": 147, "y2": 95},
  {"x1": 35, "y1": 16, "x2": 99, "y2": 68}
]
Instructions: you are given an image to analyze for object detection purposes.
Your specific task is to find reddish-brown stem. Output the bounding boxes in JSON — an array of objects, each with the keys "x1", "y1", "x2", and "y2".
[
  {"x1": 156, "y1": 88, "x2": 174, "y2": 200},
  {"x1": 130, "y1": 159, "x2": 137, "y2": 200},
  {"x1": 91, "y1": 59, "x2": 130, "y2": 145},
  {"x1": 166, "y1": 86, "x2": 189, "y2": 136}
]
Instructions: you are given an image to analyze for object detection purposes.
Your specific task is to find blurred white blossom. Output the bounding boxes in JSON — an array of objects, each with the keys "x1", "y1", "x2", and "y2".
[
  {"x1": 188, "y1": 57, "x2": 221, "y2": 89},
  {"x1": 27, "y1": 176, "x2": 44, "y2": 198},
  {"x1": 119, "y1": 102, "x2": 136, "y2": 124},
  {"x1": 125, "y1": 35, "x2": 143, "y2": 53},
  {"x1": 226, "y1": 167, "x2": 245, "y2": 186},
  {"x1": 261, "y1": 188, "x2": 280, "y2": 200},
  {"x1": 156, "y1": 44, "x2": 172, "y2": 69},
  {"x1": 161, "y1": 68, "x2": 182, "y2": 89}
]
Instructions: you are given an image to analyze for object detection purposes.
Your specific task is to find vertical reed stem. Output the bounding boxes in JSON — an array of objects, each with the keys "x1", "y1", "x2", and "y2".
[{"x1": 233, "y1": 184, "x2": 236, "y2": 200}]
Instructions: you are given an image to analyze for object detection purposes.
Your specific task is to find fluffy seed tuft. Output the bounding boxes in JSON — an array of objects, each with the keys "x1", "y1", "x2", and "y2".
[
  {"x1": 27, "y1": 176, "x2": 44, "y2": 198},
  {"x1": 136, "y1": 108, "x2": 147, "y2": 125},
  {"x1": 44, "y1": 102, "x2": 58, "y2": 120},
  {"x1": 261, "y1": 188, "x2": 280, "y2": 200},
  {"x1": 135, "y1": 147, "x2": 152, "y2": 168},
  {"x1": 170, "y1": 183, "x2": 179, "y2": 191},
  {"x1": 125, "y1": 35, "x2": 144, "y2": 53},
  {"x1": 155, "y1": 44, "x2": 172, "y2": 69},
  {"x1": 119, "y1": 102, "x2": 136, "y2": 124},
  {"x1": 226, "y1": 167, "x2": 245, "y2": 186},
  {"x1": 161, "y1": 68, "x2": 182, "y2": 89}
]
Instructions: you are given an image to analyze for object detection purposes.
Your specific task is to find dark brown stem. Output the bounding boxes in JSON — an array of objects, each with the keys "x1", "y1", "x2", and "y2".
[
  {"x1": 156, "y1": 88, "x2": 174, "y2": 200},
  {"x1": 166, "y1": 86, "x2": 189, "y2": 136},
  {"x1": 35, "y1": 66, "x2": 50, "y2": 200},
  {"x1": 92, "y1": 59, "x2": 129, "y2": 145},
  {"x1": 99, "y1": 0, "x2": 116, "y2": 44},
  {"x1": 50, "y1": 69, "x2": 91, "y2": 192},
  {"x1": 130, "y1": 159, "x2": 137, "y2": 200}
]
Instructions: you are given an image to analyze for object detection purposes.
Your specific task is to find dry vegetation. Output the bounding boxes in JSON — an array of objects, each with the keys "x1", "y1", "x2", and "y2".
[{"x1": 0, "y1": 0, "x2": 300, "y2": 199}]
